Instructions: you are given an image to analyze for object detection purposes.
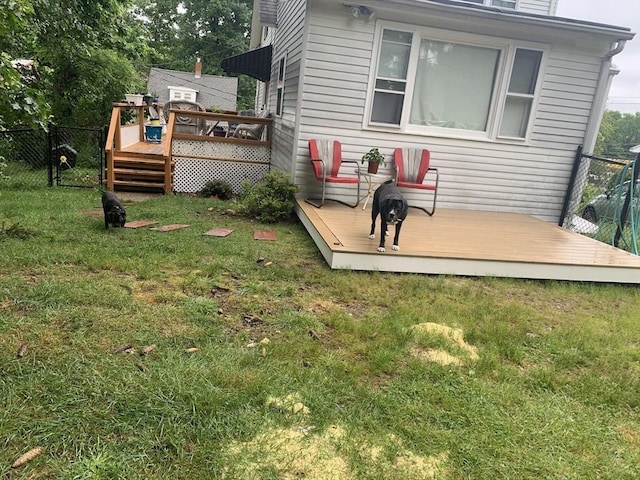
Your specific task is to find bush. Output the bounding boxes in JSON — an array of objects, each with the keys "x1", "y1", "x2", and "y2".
[
  {"x1": 240, "y1": 171, "x2": 299, "y2": 223},
  {"x1": 199, "y1": 179, "x2": 234, "y2": 200}
]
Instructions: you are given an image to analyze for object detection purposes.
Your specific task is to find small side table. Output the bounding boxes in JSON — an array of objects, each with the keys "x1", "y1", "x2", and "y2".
[{"x1": 359, "y1": 172, "x2": 394, "y2": 209}]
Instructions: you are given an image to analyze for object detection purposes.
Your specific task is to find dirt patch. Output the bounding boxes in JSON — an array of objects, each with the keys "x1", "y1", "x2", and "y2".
[
  {"x1": 116, "y1": 192, "x2": 160, "y2": 203},
  {"x1": 226, "y1": 393, "x2": 449, "y2": 479},
  {"x1": 410, "y1": 347, "x2": 463, "y2": 366},
  {"x1": 227, "y1": 424, "x2": 448, "y2": 479},
  {"x1": 410, "y1": 322, "x2": 479, "y2": 366}
]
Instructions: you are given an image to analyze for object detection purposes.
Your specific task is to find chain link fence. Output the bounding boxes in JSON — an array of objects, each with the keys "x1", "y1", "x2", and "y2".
[
  {"x1": 0, "y1": 125, "x2": 104, "y2": 190},
  {"x1": 561, "y1": 146, "x2": 640, "y2": 255},
  {"x1": 0, "y1": 127, "x2": 50, "y2": 188}
]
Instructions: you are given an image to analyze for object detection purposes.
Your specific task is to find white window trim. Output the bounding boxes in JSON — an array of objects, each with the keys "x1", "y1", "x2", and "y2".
[
  {"x1": 364, "y1": 22, "x2": 547, "y2": 144},
  {"x1": 168, "y1": 86, "x2": 199, "y2": 102},
  {"x1": 276, "y1": 54, "x2": 287, "y2": 117},
  {"x1": 456, "y1": 0, "x2": 519, "y2": 10}
]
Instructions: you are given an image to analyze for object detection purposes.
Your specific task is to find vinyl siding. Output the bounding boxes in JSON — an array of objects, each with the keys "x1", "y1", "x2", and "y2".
[
  {"x1": 261, "y1": 1, "x2": 627, "y2": 223},
  {"x1": 517, "y1": 0, "x2": 555, "y2": 15},
  {"x1": 285, "y1": 4, "x2": 615, "y2": 223},
  {"x1": 268, "y1": 0, "x2": 306, "y2": 175}
]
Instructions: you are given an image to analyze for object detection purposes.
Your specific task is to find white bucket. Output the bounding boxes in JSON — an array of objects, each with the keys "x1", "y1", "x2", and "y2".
[{"x1": 125, "y1": 94, "x2": 144, "y2": 106}]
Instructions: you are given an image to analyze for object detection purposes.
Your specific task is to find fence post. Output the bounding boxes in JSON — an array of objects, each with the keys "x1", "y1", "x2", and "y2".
[
  {"x1": 47, "y1": 123, "x2": 53, "y2": 187},
  {"x1": 613, "y1": 153, "x2": 640, "y2": 247},
  {"x1": 559, "y1": 145, "x2": 584, "y2": 226}
]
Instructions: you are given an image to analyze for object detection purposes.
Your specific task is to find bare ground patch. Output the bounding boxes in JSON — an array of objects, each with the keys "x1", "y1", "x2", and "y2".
[{"x1": 226, "y1": 393, "x2": 449, "y2": 479}]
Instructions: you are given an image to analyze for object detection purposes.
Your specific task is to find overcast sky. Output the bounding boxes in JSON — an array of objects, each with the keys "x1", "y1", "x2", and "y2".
[{"x1": 555, "y1": 0, "x2": 640, "y2": 114}]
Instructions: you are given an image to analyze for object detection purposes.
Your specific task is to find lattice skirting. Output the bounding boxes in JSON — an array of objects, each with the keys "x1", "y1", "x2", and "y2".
[
  {"x1": 172, "y1": 139, "x2": 270, "y2": 164},
  {"x1": 173, "y1": 157, "x2": 270, "y2": 194}
]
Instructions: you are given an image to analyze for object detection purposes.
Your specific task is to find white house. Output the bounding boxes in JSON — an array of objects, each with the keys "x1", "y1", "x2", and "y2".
[{"x1": 223, "y1": 0, "x2": 635, "y2": 223}]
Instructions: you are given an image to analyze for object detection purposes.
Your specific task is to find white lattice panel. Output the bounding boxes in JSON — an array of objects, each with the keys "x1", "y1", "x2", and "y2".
[
  {"x1": 172, "y1": 139, "x2": 270, "y2": 164},
  {"x1": 173, "y1": 157, "x2": 270, "y2": 194}
]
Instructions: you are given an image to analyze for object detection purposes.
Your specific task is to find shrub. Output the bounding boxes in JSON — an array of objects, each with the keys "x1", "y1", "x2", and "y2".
[
  {"x1": 199, "y1": 179, "x2": 234, "y2": 200},
  {"x1": 240, "y1": 171, "x2": 299, "y2": 223}
]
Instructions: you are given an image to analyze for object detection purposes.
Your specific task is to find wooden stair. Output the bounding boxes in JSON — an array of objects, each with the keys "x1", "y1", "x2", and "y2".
[{"x1": 106, "y1": 151, "x2": 173, "y2": 193}]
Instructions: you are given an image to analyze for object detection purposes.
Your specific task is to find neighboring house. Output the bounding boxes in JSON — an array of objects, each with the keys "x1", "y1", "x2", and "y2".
[
  {"x1": 146, "y1": 66, "x2": 238, "y2": 111},
  {"x1": 222, "y1": 0, "x2": 635, "y2": 224}
]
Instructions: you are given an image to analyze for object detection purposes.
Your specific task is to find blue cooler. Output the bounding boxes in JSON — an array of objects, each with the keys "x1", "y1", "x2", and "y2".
[{"x1": 145, "y1": 125, "x2": 162, "y2": 143}]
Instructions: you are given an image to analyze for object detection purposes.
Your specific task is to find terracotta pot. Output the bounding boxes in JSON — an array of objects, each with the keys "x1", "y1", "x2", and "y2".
[{"x1": 367, "y1": 162, "x2": 379, "y2": 174}]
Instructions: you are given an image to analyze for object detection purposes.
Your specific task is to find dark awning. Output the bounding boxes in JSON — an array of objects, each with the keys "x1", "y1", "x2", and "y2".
[{"x1": 221, "y1": 45, "x2": 272, "y2": 82}]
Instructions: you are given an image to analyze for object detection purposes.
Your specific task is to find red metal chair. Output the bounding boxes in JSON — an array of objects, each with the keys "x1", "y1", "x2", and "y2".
[
  {"x1": 393, "y1": 147, "x2": 439, "y2": 216},
  {"x1": 305, "y1": 139, "x2": 361, "y2": 208}
]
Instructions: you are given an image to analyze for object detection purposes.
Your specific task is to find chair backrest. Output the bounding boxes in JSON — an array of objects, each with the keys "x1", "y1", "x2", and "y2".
[
  {"x1": 163, "y1": 100, "x2": 207, "y2": 134},
  {"x1": 232, "y1": 110, "x2": 270, "y2": 140},
  {"x1": 394, "y1": 148, "x2": 431, "y2": 183},
  {"x1": 308, "y1": 139, "x2": 343, "y2": 179}
]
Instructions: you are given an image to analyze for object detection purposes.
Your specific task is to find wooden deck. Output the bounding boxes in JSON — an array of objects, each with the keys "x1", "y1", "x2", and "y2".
[
  {"x1": 295, "y1": 199, "x2": 640, "y2": 284},
  {"x1": 121, "y1": 141, "x2": 164, "y2": 155}
]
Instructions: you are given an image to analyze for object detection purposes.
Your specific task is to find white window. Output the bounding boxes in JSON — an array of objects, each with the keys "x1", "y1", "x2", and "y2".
[
  {"x1": 457, "y1": 0, "x2": 517, "y2": 9},
  {"x1": 498, "y1": 48, "x2": 542, "y2": 138},
  {"x1": 276, "y1": 55, "x2": 286, "y2": 116},
  {"x1": 168, "y1": 86, "x2": 198, "y2": 102},
  {"x1": 367, "y1": 26, "x2": 544, "y2": 141}
]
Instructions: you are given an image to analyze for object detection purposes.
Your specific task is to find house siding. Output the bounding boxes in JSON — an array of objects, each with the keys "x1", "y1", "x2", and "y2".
[
  {"x1": 285, "y1": 3, "x2": 615, "y2": 223},
  {"x1": 268, "y1": 0, "x2": 306, "y2": 175},
  {"x1": 517, "y1": 0, "x2": 555, "y2": 15}
]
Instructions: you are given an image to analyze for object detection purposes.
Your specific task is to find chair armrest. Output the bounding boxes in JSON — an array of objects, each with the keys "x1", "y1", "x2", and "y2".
[
  {"x1": 426, "y1": 167, "x2": 439, "y2": 188},
  {"x1": 310, "y1": 157, "x2": 328, "y2": 179},
  {"x1": 340, "y1": 159, "x2": 361, "y2": 179}
]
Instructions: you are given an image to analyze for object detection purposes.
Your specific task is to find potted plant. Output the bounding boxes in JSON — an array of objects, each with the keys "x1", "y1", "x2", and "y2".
[{"x1": 361, "y1": 147, "x2": 386, "y2": 174}]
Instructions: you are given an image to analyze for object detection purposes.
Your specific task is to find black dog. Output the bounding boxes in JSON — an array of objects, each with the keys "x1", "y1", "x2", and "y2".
[
  {"x1": 369, "y1": 180, "x2": 408, "y2": 252},
  {"x1": 102, "y1": 191, "x2": 126, "y2": 228}
]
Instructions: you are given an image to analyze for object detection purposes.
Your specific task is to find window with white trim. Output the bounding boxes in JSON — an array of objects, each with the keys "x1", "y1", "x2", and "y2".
[
  {"x1": 276, "y1": 55, "x2": 286, "y2": 116},
  {"x1": 368, "y1": 26, "x2": 544, "y2": 141},
  {"x1": 169, "y1": 86, "x2": 198, "y2": 102}
]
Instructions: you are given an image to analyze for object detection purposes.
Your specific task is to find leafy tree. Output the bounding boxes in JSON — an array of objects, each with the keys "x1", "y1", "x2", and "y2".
[
  {"x1": 595, "y1": 110, "x2": 640, "y2": 160},
  {"x1": 0, "y1": 0, "x2": 50, "y2": 129},
  {"x1": 137, "y1": 0, "x2": 257, "y2": 110}
]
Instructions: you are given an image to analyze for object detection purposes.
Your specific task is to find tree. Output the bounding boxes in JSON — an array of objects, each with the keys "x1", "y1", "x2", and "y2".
[
  {"x1": 137, "y1": 0, "x2": 256, "y2": 109},
  {"x1": 595, "y1": 110, "x2": 640, "y2": 160},
  {"x1": 0, "y1": 0, "x2": 50, "y2": 129}
]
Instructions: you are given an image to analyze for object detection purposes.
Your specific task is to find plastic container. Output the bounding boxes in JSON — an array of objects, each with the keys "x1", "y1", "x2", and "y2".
[
  {"x1": 145, "y1": 125, "x2": 162, "y2": 143},
  {"x1": 125, "y1": 94, "x2": 144, "y2": 106}
]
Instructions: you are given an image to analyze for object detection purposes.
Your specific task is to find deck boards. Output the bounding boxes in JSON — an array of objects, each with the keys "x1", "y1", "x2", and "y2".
[
  {"x1": 296, "y1": 199, "x2": 640, "y2": 283},
  {"x1": 121, "y1": 141, "x2": 164, "y2": 155}
]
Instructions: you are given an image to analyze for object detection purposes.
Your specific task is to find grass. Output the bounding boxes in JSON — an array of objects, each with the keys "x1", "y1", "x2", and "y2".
[{"x1": 1, "y1": 187, "x2": 640, "y2": 479}]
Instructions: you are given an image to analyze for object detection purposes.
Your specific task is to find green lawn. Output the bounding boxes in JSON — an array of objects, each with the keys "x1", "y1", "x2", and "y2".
[{"x1": 1, "y1": 187, "x2": 639, "y2": 479}]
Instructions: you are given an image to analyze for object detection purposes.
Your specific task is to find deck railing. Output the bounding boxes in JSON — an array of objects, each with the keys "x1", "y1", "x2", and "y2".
[{"x1": 105, "y1": 103, "x2": 273, "y2": 194}]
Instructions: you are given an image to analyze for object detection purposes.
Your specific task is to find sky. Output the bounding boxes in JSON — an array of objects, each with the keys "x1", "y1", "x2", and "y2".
[{"x1": 555, "y1": 0, "x2": 640, "y2": 114}]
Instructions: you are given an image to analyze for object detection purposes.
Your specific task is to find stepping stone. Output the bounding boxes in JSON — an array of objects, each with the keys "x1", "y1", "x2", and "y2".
[
  {"x1": 150, "y1": 224, "x2": 190, "y2": 232},
  {"x1": 254, "y1": 230, "x2": 276, "y2": 241},
  {"x1": 124, "y1": 220, "x2": 159, "y2": 229},
  {"x1": 204, "y1": 228, "x2": 235, "y2": 237}
]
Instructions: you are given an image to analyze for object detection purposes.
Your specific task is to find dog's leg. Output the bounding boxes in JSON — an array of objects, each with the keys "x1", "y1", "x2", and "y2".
[
  {"x1": 369, "y1": 205, "x2": 378, "y2": 240},
  {"x1": 378, "y1": 220, "x2": 387, "y2": 252},
  {"x1": 392, "y1": 221, "x2": 403, "y2": 251},
  {"x1": 103, "y1": 208, "x2": 109, "y2": 229}
]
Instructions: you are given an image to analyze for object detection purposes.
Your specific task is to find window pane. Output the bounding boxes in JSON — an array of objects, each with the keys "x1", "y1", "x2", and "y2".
[
  {"x1": 371, "y1": 92, "x2": 403, "y2": 124},
  {"x1": 375, "y1": 79, "x2": 406, "y2": 92},
  {"x1": 410, "y1": 40, "x2": 499, "y2": 131},
  {"x1": 377, "y1": 30, "x2": 412, "y2": 79},
  {"x1": 500, "y1": 96, "x2": 532, "y2": 137},
  {"x1": 491, "y1": 0, "x2": 516, "y2": 8},
  {"x1": 509, "y1": 49, "x2": 542, "y2": 94}
]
